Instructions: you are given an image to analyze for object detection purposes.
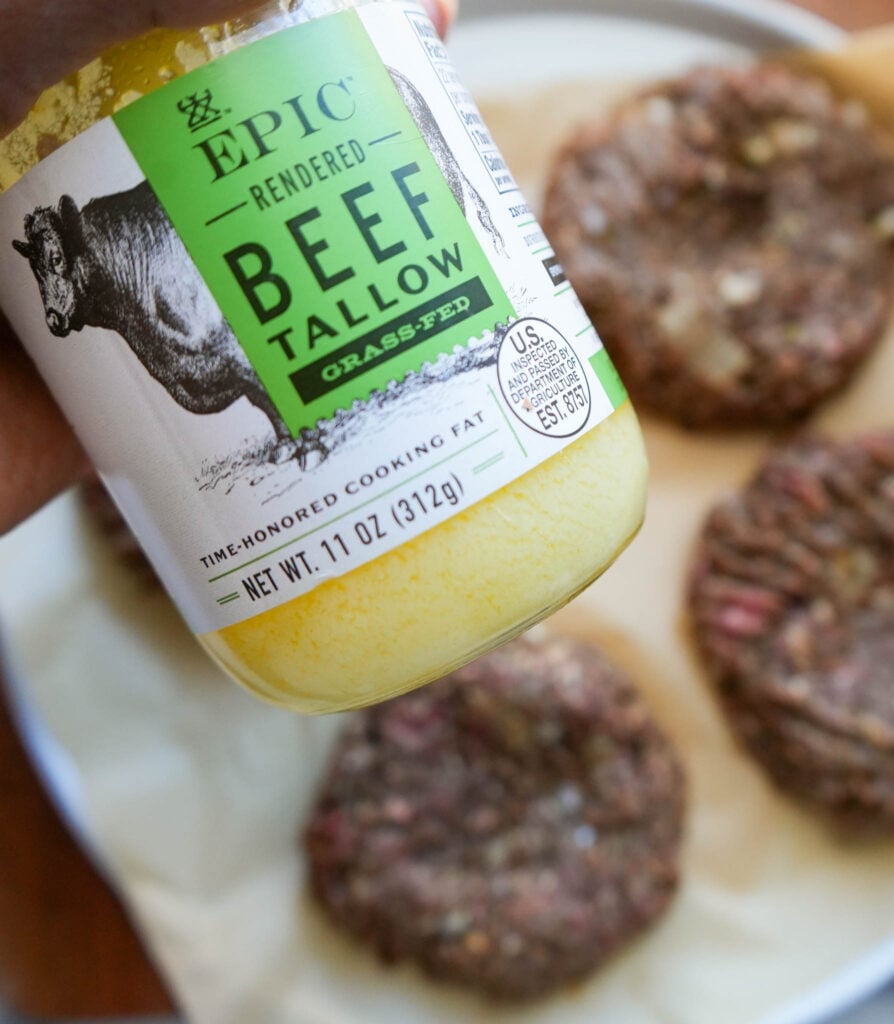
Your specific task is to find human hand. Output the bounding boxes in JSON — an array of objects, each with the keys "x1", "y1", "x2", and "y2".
[{"x1": 0, "y1": 0, "x2": 457, "y2": 536}]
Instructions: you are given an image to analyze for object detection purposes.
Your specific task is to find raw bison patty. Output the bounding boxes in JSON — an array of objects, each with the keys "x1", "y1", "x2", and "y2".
[
  {"x1": 689, "y1": 433, "x2": 894, "y2": 833},
  {"x1": 304, "y1": 634, "x2": 685, "y2": 1001},
  {"x1": 542, "y1": 65, "x2": 894, "y2": 427}
]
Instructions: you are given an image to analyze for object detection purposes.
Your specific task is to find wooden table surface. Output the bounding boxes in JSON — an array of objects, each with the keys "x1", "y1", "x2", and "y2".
[{"x1": 1, "y1": 0, "x2": 892, "y2": 1019}]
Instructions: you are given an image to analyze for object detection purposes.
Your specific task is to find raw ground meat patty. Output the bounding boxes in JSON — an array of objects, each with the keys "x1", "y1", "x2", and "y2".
[
  {"x1": 689, "y1": 433, "x2": 894, "y2": 834},
  {"x1": 304, "y1": 634, "x2": 686, "y2": 1000},
  {"x1": 542, "y1": 65, "x2": 894, "y2": 427}
]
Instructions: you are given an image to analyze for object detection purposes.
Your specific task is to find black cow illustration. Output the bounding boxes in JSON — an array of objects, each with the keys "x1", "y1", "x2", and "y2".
[
  {"x1": 12, "y1": 182, "x2": 294, "y2": 453},
  {"x1": 12, "y1": 69, "x2": 504, "y2": 468}
]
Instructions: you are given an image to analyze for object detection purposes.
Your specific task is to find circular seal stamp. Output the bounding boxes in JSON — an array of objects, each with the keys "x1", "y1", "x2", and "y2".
[{"x1": 497, "y1": 317, "x2": 591, "y2": 437}]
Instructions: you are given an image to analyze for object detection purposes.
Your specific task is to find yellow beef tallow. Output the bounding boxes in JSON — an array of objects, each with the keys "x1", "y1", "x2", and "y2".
[{"x1": 200, "y1": 401, "x2": 646, "y2": 712}]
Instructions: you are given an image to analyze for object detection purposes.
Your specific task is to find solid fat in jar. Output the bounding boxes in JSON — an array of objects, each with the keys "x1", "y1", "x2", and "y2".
[{"x1": 0, "y1": 1, "x2": 647, "y2": 712}]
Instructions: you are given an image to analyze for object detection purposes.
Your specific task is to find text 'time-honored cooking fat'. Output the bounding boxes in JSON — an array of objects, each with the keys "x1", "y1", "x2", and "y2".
[{"x1": 0, "y1": 0, "x2": 647, "y2": 712}]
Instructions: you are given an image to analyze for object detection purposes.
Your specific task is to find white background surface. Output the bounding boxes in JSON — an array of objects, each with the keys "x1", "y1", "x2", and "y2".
[{"x1": 2, "y1": 996, "x2": 894, "y2": 1024}]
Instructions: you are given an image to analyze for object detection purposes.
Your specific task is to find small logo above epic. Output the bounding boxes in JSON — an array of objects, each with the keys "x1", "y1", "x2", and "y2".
[{"x1": 177, "y1": 89, "x2": 225, "y2": 133}]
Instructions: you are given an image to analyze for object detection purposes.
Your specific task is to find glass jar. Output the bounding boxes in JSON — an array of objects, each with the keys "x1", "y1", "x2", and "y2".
[{"x1": 0, "y1": 0, "x2": 647, "y2": 712}]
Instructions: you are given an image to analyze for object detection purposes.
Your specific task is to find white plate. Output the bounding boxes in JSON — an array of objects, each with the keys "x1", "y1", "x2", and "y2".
[{"x1": 4, "y1": 3, "x2": 894, "y2": 1024}]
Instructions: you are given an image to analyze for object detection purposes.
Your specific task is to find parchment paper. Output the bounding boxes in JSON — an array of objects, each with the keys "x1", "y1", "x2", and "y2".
[{"x1": 2, "y1": 25, "x2": 894, "y2": 1024}]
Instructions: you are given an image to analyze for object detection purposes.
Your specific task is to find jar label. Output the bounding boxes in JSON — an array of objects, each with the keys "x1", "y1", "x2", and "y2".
[{"x1": 0, "y1": 1, "x2": 625, "y2": 633}]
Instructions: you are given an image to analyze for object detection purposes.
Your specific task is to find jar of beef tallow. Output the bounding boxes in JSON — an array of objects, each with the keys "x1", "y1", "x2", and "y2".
[{"x1": 0, "y1": 0, "x2": 647, "y2": 712}]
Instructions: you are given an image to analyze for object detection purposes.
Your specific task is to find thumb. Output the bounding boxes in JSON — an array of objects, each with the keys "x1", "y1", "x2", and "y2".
[
  {"x1": 0, "y1": 0, "x2": 459, "y2": 137},
  {"x1": 420, "y1": 0, "x2": 457, "y2": 37}
]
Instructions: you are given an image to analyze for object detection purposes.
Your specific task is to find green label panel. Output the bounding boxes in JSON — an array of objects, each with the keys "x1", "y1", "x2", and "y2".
[
  {"x1": 589, "y1": 347, "x2": 628, "y2": 410},
  {"x1": 114, "y1": 11, "x2": 513, "y2": 436}
]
